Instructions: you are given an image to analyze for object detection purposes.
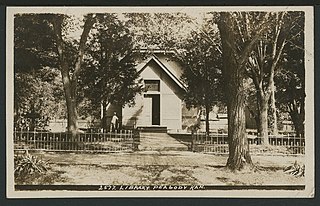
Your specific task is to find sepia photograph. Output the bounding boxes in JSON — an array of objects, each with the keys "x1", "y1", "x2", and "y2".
[{"x1": 6, "y1": 6, "x2": 314, "y2": 198}]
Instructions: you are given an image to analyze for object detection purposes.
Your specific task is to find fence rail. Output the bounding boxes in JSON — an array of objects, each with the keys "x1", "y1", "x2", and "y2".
[
  {"x1": 192, "y1": 132, "x2": 305, "y2": 155},
  {"x1": 14, "y1": 129, "x2": 139, "y2": 153}
]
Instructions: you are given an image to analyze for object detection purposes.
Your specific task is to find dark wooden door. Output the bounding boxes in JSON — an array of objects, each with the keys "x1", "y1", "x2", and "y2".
[{"x1": 152, "y1": 95, "x2": 160, "y2": 125}]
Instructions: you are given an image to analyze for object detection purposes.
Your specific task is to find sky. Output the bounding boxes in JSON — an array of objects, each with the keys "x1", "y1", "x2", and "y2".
[
  {"x1": 49, "y1": 9, "x2": 209, "y2": 41},
  {"x1": 9, "y1": 7, "x2": 312, "y2": 47}
]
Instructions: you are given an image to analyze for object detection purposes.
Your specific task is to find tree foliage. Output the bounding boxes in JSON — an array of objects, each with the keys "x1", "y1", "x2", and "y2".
[
  {"x1": 230, "y1": 11, "x2": 305, "y2": 139},
  {"x1": 14, "y1": 14, "x2": 58, "y2": 73},
  {"x1": 14, "y1": 14, "x2": 65, "y2": 130},
  {"x1": 275, "y1": 14, "x2": 305, "y2": 137},
  {"x1": 177, "y1": 22, "x2": 223, "y2": 134},
  {"x1": 14, "y1": 68, "x2": 66, "y2": 130},
  {"x1": 125, "y1": 12, "x2": 194, "y2": 49},
  {"x1": 79, "y1": 14, "x2": 143, "y2": 121},
  {"x1": 242, "y1": 11, "x2": 305, "y2": 143},
  {"x1": 215, "y1": 11, "x2": 306, "y2": 169},
  {"x1": 14, "y1": 13, "x2": 145, "y2": 133},
  {"x1": 14, "y1": 13, "x2": 96, "y2": 135}
]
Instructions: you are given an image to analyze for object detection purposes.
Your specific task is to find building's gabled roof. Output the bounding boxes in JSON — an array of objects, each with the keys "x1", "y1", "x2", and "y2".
[{"x1": 136, "y1": 52, "x2": 186, "y2": 91}]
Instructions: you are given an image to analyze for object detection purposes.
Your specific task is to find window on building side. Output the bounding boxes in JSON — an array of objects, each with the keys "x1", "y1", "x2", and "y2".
[{"x1": 144, "y1": 80, "x2": 160, "y2": 92}]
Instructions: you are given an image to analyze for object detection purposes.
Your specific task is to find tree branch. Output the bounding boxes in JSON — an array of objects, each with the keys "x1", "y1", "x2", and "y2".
[
  {"x1": 266, "y1": 37, "x2": 286, "y2": 99},
  {"x1": 189, "y1": 18, "x2": 222, "y2": 54},
  {"x1": 286, "y1": 39, "x2": 305, "y2": 51},
  {"x1": 52, "y1": 15, "x2": 65, "y2": 64},
  {"x1": 238, "y1": 18, "x2": 271, "y2": 70},
  {"x1": 52, "y1": 15, "x2": 73, "y2": 84},
  {"x1": 72, "y1": 14, "x2": 96, "y2": 83}
]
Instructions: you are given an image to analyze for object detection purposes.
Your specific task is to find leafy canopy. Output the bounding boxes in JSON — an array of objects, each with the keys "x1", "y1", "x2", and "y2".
[{"x1": 79, "y1": 13, "x2": 143, "y2": 118}]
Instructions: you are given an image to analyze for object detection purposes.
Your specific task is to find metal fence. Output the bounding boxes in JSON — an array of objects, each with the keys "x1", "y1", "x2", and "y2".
[
  {"x1": 192, "y1": 132, "x2": 305, "y2": 155},
  {"x1": 14, "y1": 129, "x2": 139, "y2": 153}
]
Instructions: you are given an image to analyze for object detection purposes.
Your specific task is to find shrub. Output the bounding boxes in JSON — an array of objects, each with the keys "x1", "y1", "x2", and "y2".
[
  {"x1": 14, "y1": 153, "x2": 49, "y2": 179},
  {"x1": 283, "y1": 161, "x2": 305, "y2": 177}
]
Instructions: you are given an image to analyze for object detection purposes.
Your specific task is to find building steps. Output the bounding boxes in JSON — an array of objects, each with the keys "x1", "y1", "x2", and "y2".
[{"x1": 137, "y1": 126, "x2": 168, "y2": 133}]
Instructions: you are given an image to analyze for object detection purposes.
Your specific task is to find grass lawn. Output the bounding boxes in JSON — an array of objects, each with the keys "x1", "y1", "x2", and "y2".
[{"x1": 14, "y1": 151, "x2": 305, "y2": 186}]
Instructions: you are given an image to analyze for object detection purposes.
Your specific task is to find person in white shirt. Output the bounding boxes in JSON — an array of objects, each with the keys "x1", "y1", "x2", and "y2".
[{"x1": 110, "y1": 112, "x2": 119, "y2": 132}]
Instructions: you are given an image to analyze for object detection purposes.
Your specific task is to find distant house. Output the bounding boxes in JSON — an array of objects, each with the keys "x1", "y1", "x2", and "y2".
[{"x1": 121, "y1": 50, "x2": 197, "y2": 131}]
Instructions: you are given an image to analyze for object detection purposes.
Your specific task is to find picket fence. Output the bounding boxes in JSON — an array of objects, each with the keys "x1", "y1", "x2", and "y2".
[
  {"x1": 14, "y1": 129, "x2": 139, "y2": 153},
  {"x1": 13, "y1": 129, "x2": 305, "y2": 155},
  {"x1": 192, "y1": 132, "x2": 305, "y2": 155}
]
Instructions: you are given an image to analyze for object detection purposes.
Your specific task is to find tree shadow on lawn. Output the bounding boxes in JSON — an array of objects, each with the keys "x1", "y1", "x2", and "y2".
[
  {"x1": 227, "y1": 166, "x2": 303, "y2": 185},
  {"x1": 216, "y1": 177, "x2": 245, "y2": 185},
  {"x1": 15, "y1": 169, "x2": 69, "y2": 185},
  {"x1": 134, "y1": 165, "x2": 199, "y2": 185},
  {"x1": 15, "y1": 162, "x2": 304, "y2": 185}
]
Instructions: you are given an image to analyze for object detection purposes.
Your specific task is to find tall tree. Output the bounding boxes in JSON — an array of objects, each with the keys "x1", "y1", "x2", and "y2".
[
  {"x1": 275, "y1": 18, "x2": 305, "y2": 137},
  {"x1": 51, "y1": 14, "x2": 95, "y2": 138},
  {"x1": 217, "y1": 12, "x2": 274, "y2": 170},
  {"x1": 244, "y1": 12, "x2": 304, "y2": 144},
  {"x1": 177, "y1": 24, "x2": 223, "y2": 135},
  {"x1": 14, "y1": 13, "x2": 95, "y2": 137},
  {"x1": 79, "y1": 14, "x2": 143, "y2": 129}
]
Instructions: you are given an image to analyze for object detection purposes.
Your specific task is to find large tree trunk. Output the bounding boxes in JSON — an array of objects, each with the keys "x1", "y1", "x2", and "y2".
[
  {"x1": 226, "y1": 84, "x2": 252, "y2": 170},
  {"x1": 254, "y1": 105, "x2": 262, "y2": 135},
  {"x1": 101, "y1": 101, "x2": 107, "y2": 132},
  {"x1": 205, "y1": 104, "x2": 210, "y2": 135},
  {"x1": 270, "y1": 80, "x2": 278, "y2": 135},
  {"x1": 64, "y1": 86, "x2": 78, "y2": 137},
  {"x1": 60, "y1": 63, "x2": 78, "y2": 139},
  {"x1": 292, "y1": 114, "x2": 304, "y2": 138},
  {"x1": 218, "y1": 12, "x2": 253, "y2": 170},
  {"x1": 289, "y1": 99, "x2": 305, "y2": 138},
  {"x1": 258, "y1": 99, "x2": 269, "y2": 145}
]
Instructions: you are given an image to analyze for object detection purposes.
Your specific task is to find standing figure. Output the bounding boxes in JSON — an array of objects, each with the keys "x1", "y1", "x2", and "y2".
[{"x1": 110, "y1": 112, "x2": 119, "y2": 132}]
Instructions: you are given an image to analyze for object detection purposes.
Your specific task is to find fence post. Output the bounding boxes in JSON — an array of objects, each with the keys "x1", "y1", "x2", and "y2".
[
  {"x1": 302, "y1": 135, "x2": 305, "y2": 154},
  {"x1": 50, "y1": 133, "x2": 53, "y2": 151},
  {"x1": 300, "y1": 134, "x2": 302, "y2": 154},
  {"x1": 103, "y1": 130, "x2": 106, "y2": 152},
  {"x1": 33, "y1": 129, "x2": 37, "y2": 150},
  {"x1": 54, "y1": 136, "x2": 57, "y2": 151},
  {"x1": 26, "y1": 127, "x2": 29, "y2": 147}
]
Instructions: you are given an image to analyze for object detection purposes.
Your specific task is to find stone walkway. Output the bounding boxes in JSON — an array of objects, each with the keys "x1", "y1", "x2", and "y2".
[{"x1": 138, "y1": 132, "x2": 189, "y2": 151}]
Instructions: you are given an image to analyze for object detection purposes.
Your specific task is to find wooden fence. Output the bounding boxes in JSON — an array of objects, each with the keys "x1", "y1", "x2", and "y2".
[
  {"x1": 192, "y1": 132, "x2": 305, "y2": 155},
  {"x1": 14, "y1": 129, "x2": 139, "y2": 153}
]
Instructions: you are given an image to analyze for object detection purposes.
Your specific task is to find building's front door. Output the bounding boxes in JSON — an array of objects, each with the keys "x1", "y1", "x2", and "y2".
[
  {"x1": 144, "y1": 94, "x2": 160, "y2": 125},
  {"x1": 152, "y1": 95, "x2": 160, "y2": 125}
]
